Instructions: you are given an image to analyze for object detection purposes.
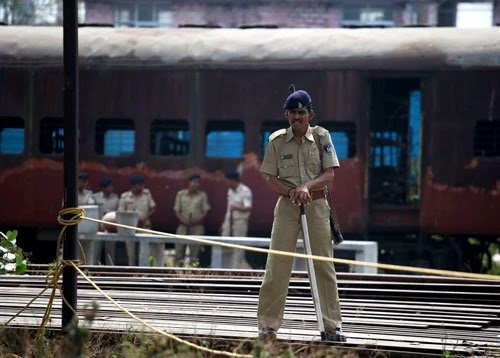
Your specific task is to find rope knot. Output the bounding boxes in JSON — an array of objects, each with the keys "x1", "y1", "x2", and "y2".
[{"x1": 57, "y1": 207, "x2": 85, "y2": 226}]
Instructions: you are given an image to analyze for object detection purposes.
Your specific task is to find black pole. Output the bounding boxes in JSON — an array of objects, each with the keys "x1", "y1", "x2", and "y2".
[{"x1": 62, "y1": 0, "x2": 79, "y2": 330}]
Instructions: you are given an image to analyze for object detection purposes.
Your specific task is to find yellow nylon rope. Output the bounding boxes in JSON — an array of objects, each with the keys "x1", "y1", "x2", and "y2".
[
  {"x1": 3, "y1": 207, "x2": 251, "y2": 357},
  {"x1": 4, "y1": 207, "x2": 498, "y2": 358},
  {"x1": 68, "y1": 261, "x2": 251, "y2": 357},
  {"x1": 82, "y1": 212, "x2": 500, "y2": 281}
]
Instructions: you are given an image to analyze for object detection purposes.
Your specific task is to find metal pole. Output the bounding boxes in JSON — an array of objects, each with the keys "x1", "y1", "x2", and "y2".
[
  {"x1": 62, "y1": 0, "x2": 79, "y2": 330},
  {"x1": 299, "y1": 204, "x2": 326, "y2": 340}
]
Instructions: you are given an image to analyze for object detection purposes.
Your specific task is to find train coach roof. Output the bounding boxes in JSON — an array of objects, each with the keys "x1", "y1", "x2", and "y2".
[{"x1": 0, "y1": 26, "x2": 499, "y2": 70}]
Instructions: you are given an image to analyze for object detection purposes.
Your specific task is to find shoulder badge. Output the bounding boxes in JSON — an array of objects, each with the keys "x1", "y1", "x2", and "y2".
[
  {"x1": 269, "y1": 128, "x2": 287, "y2": 142},
  {"x1": 324, "y1": 143, "x2": 333, "y2": 154}
]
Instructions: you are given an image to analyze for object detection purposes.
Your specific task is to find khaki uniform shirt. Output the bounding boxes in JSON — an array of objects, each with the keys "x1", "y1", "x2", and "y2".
[
  {"x1": 92, "y1": 191, "x2": 119, "y2": 215},
  {"x1": 260, "y1": 125, "x2": 340, "y2": 187},
  {"x1": 173, "y1": 189, "x2": 210, "y2": 222},
  {"x1": 224, "y1": 183, "x2": 252, "y2": 222},
  {"x1": 78, "y1": 189, "x2": 95, "y2": 206},
  {"x1": 118, "y1": 189, "x2": 156, "y2": 220}
]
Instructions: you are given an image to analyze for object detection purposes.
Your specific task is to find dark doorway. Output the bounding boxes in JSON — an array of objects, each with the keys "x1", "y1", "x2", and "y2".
[{"x1": 369, "y1": 78, "x2": 421, "y2": 206}]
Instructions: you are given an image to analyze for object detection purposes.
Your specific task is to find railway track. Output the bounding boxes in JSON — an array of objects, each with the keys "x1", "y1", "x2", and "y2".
[{"x1": 1, "y1": 265, "x2": 499, "y2": 357}]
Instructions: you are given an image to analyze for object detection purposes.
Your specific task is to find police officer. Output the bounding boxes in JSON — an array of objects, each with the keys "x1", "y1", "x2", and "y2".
[
  {"x1": 92, "y1": 177, "x2": 119, "y2": 264},
  {"x1": 118, "y1": 174, "x2": 158, "y2": 266},
  {"x1": 76, "y1": 172, "x2": 96, "y2": 264},
  {"x1": 257, "y1": 86, "x2": 346, "y2": 342},
  {"x1": 220, "y1": 171, "x2": 253, "y2": 269},
  {"x1": 173, "y1": 173, "x2": 211, "y2": 266},
  {"x1": 77, "y1": 172, "x2": 95, "y2": 205}
]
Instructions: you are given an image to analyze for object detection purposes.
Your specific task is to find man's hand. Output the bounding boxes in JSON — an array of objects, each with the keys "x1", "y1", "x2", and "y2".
[
  {"x1": 179, "y1": 216, "x2": 191, "y2": 226},
  {"x1": 290, "y1": 184, "x2": 311, "y2": 205}
]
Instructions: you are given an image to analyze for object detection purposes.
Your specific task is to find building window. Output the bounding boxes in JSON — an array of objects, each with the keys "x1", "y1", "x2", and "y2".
[
  {"x1": 474, "y1": 120, "x2": 500, "y2": 157},
  {"x1": 150, "y1": 119, "x2": 189, "y2": 156},
  {"x1": 0, "y1": 117, "x2": 24, "y2": 154},
  {"x1": 115, "y1": 2, "x2": 172, "y2": 28},
  {"x1": 456, "y1": 2, "x2": 493, "y2": 28},
  {"x1": 206, "y1": 120, "x2": 244, "y2": 158},
  {"x1": 342, "y1": 4, "x2": 394, "y2": 27},
  {"x1": 318, "y1": 122, "x2": 357, "y2": 160},
  {"x1": 40, "y1": 117, "x2": 64, "y2": 154},
  {"x1": 95, "y1": 119, "x2": 135, "y2": 156}
]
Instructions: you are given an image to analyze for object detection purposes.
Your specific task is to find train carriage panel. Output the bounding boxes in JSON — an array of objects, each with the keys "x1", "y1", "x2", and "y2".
[{"x1": 420, "y1": 71, "x2": 500, "y2": 235}]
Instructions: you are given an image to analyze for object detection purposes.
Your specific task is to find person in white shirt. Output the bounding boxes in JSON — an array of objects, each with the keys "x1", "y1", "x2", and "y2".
[
  {"x1": 92, "y1": 177, "x2": 119, "y2": 264},
  {"x1": 220, "y1": 171, "x2": 253, "y2": 269}
]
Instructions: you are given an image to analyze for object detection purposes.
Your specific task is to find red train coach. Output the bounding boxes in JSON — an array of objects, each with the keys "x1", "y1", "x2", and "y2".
[{"x1": 0, "y1": 27, "x2": 499, "y2": 270}]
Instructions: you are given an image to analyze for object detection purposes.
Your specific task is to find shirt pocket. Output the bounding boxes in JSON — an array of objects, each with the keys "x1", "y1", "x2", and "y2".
[
  {"x1": 278, "y1": 161, "x2": 296, "y2": 178},
  {"x1": 306, "y1": 161, "x2": 321, "y2": 177}
]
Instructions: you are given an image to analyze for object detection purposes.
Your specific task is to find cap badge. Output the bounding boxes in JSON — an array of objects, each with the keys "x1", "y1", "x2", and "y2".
[{"x1": 297, "y1": 102, "x2": 303, "y2": 108}]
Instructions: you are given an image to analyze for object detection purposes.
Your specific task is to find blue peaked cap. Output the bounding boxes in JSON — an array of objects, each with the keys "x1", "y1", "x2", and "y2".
[
  {"x1": 283, "y1": 89, "x2": 312, "y2": 110},
  {"x1": 99, "y1": 177, "x2": 112, "y2": 188},
  {"x1": 129, "y1": 174, "x2": 145, "y2": 185}
]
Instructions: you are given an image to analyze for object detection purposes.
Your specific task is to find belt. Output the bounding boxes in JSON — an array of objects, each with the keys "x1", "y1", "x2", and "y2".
[
  {"x1": 282, "y1": 189, "x2": 326, "y2": 200},
  {"x1": 310, "y1": 189, "x2": 326, "y2": 200}
]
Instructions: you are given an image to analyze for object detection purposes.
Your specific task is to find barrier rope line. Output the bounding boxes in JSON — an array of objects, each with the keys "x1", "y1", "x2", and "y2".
[
  {"x1": 68, "y1": 261, "x2": 251, "y2": 358},
  {"x1": 4, "y1": 208, "x2": 81, "y2": 340},
  {"x1": 4, "y1": 207, "x2": 250, "y2": 358},
  {"x1": 82, "y1": 214, "x2": 500, "y2": 281}
]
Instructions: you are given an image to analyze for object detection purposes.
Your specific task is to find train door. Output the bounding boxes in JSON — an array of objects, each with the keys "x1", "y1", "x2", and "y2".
[
  {"x1": 368, "y1": 78, "x2": 421, "y2": 207},
  {"x1": 368, "y1": 78, "x2": 423, "y2": 269}
]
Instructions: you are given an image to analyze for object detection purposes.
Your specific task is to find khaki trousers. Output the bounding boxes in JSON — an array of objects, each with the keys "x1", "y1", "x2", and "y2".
[
  {"x1": 257, "y1": 196, "x2": 342, "y2": 332},
  {"x1": 221, "y1": 218, "x2": 250, "y2": 268},
  {"x1": 175, "y1": 224, "x2": 205, "y2": 266}
]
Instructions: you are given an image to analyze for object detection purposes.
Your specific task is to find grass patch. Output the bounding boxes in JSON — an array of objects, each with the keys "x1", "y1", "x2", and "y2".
[{"x1": 0, "y1": 326, "x2": 367, "y2": 358}]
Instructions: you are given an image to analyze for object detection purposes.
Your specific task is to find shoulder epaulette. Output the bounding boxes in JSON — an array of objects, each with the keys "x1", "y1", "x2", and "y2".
[
  {"x1": 269, "y1": 128, "x2": 287, "y2": 141},
  {"x1": 313, "y1": 125, "x2": 329, "y2": 137}
]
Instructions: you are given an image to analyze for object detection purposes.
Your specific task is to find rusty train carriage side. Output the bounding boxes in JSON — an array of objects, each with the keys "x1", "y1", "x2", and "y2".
[{"x1": 0, "y1": 27, "x2": 498, "y2": 269}]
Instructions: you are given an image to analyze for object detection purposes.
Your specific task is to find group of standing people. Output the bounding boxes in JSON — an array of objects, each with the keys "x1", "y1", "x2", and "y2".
[
  {"x1": 173, "y1": 171, "x2": 253, "y2": 269},
  {"x1": 76, "y1": 85, "x2": 346, "y2": 342},
  {"x1": 76, "y1": 170, "x2": 254, "y2": 269},
  {"x1": 76, "y1": 172, "x2": 156, "y2": 266}
]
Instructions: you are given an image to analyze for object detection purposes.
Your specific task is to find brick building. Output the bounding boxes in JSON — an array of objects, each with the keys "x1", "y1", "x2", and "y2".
[{"x1": 82, "y1": 0, "x2": 499, "y2": 28}]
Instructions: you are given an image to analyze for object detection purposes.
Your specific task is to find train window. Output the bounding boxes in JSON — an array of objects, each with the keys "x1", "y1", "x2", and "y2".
[
  {"x1": 370, "y1": 131, "x2": 401, "y2": 167},
  {"x1": 317, "y1": 121, "x2": 357, "y2": 159},
  {"x1": 474, "y1": 120, "x2": 500, "y2": 157},
  {"x1": 0, "y1": 117, "x2": 24, "y2": 154},
  {"x1": 206, "y1": 120, "x2": 244, "y2": 158},
  {"x1": 95, "y1": 119, "x2": 135, "y2": 156},
  {"x1": 150, "y1": 119, "x2": 189, "y2": 156},
  {"x1": 261, "y1": 121, "x2": 284, "y2": 155},
  {"x1": 40, "y1": 117, "x2": 64, "y2": 154}
]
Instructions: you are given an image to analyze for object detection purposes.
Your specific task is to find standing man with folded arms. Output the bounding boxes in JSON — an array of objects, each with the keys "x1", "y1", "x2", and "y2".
[
  {"x1": 257, "y1": 86, "x2": 346, "y2": 342},
  {"x1": 173, "y1": 174, "x2": 210, "y2": 267}
]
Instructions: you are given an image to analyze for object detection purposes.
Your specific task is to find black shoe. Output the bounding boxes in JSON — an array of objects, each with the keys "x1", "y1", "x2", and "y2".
[
  {"x1": 258, "y1": 328, "x2": 277, "y2": 342},
  {"x1": 324, "y1": 328, "x2": 347, "y2": 342},
  {"x1": 333, "y1": 231, "x2": 344, "y2": 245}
]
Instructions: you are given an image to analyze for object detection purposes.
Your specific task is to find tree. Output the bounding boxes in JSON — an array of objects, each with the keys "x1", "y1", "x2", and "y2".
[{"x1": 0, "y1": 0, "x2": 62, "y2": 25}]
